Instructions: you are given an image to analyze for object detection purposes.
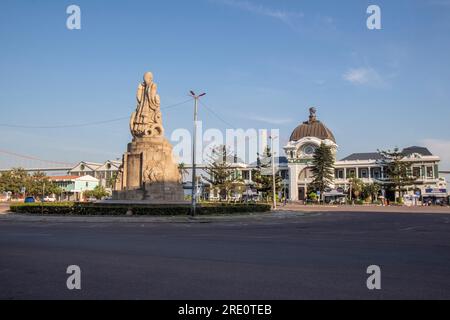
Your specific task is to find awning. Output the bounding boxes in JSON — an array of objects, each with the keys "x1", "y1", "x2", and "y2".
[
  {"x1": 423, "y1": 193, "x2": 447, "y2": 198},
  {"x1": 323, "y1": 190, "x2": 346, "y2": 197}
]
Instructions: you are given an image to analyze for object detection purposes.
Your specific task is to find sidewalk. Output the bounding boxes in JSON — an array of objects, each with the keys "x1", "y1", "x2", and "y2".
[{"x1": 276, "y1": 203, "x2": 450, "y2": 214}]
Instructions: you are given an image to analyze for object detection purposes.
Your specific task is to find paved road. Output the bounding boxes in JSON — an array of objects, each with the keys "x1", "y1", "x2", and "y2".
[
  {"x1": 0, "y1": 203, "x2": 10, "y2": 214},
  {"x1": 1, "y1": 211, "x2": 450, "y2": 299}
]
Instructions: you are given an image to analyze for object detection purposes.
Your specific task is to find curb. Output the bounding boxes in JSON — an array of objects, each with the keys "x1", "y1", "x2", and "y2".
[{"x1": 0, "y1": 211, "x2": 308, "y2": 224}]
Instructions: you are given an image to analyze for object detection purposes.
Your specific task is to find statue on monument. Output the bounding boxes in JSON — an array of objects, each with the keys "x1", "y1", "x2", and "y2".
[
  {"x1": 113, "y1": 71, "x2": 185, "y2": 202},
  {"x1": 130, "y1": 72, "x2": 164, "y2": 138},
  {"x1": 305, "y1": 106, "x2": 317, "y2": 124}
]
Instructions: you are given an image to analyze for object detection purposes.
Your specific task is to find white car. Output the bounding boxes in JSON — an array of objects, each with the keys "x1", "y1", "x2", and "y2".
[{"x1": 43, "y1": 196, "x2": 56, "y2": 202}]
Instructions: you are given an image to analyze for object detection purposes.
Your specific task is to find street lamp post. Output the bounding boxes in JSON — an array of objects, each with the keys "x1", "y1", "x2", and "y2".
[
  {"x1": 189, "y1": 91, "x2": 206, "y2": 216},
  {"x1": 270, "y1": 136, "x2": 278, "y2": 210}
]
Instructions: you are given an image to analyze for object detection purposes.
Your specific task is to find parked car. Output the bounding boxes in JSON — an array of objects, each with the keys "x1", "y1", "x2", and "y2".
[
  {"x1": 24, "y1": 197, "x2": 35, "y2": 203},
  {"x1": 43, "y1": 196, "x2": 56, "y2": 202},
  {"x1": 87, "y1": 197, "x2": 97, "y2": 202}
]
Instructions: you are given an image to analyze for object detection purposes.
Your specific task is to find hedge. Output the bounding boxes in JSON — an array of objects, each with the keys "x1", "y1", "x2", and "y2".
[{"x1": 9, "y1": 202, "x2": 271, "y2": 216}]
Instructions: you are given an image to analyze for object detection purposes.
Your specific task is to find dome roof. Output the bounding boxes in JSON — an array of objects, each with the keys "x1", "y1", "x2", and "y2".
[{"x1": 289, "y1": 108, "x2": 336, "y2": 143}]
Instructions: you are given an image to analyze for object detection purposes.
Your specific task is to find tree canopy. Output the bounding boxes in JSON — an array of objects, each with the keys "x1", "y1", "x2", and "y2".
[
  {"x1": 202, "y1": 145, "x2": 236, "y2": 200},
  {"x1": 252, "y1": 146, "x2": 282, "y2": 200},
  {"x1": 0, "y1": 168, "x2": 62, "y2": 197},
  {"x1": 310, "y1": 143, "x2": 335, "y2": 195},
  {"x1": 378, "y1": 148, "x2": 415, "y2": 201}
]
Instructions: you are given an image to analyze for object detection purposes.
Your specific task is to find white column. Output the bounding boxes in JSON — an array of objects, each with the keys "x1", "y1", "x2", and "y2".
[{"x1": 289, "y1": 165, "x2": 298, "y2": 201}]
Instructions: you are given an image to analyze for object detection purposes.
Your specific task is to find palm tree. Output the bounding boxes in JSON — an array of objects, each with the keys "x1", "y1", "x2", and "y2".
[
  {"x1": 178, "y1": 162, "x2": 188, "y2": 181},
  {"x1": 362, "y1": 183, "x2": 381, "y2": 203},
  {"x1": 106, "y1": 172, "x2": 118, "y2": 189},
  {"x1": 348, "y1": 174, "x2": 363, "y2": 202}
]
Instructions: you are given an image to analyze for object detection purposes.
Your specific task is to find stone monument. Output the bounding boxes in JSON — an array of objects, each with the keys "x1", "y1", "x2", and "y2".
[{"x1": 113, "y1": 72, "x2": 185, "y2": 202}]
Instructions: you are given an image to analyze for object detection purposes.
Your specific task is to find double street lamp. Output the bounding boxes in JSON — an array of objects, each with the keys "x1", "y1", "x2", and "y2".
[{"x1": 189, "y1": 91, "x2": 206, "y2": 216}]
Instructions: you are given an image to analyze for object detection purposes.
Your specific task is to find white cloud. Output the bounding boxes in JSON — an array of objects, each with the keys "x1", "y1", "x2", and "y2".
[
  {"x1": 420, "y1": 138, "x2": 450, "y2": 170},
  {"x1": 214, "y1": 0, "x2": 304, "y2": 28},
  {"x1": 343, "y1": 67, "x2": 384, "y2": 86}
]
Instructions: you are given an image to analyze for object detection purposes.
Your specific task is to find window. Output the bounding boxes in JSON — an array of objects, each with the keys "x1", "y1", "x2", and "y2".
[
  {"x1": 360, "y1": 169, "x2": 368, "y2": 178},
  {"x1": 302, "y1": 144, "x2": 317, "y2": 155},
  {"x1": 426, "y1": 166, "x2": 433, "y2": 178},
  {"x1": 372, "y1": 168, "x2": 380, "y2": 179},
  {"x1": 348, "y1": 169, "x2": 356, "y2": 178},
  {"x1": 335, "y1": 169, "x2": 344, "y2": 179},
  {"x1": 242, "y1": 170, "x2": 250, "y2": 180},
  {"x1": 413, "y1": 167, "x2": 421, "y2": 178}
]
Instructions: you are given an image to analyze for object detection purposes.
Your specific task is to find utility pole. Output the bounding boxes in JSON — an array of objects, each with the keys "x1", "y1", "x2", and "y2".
[
  {"x1": 41, "y1": 181, "x2": 45, "y2": 215},
  {"x1": 270, "y1": 136, "x2": 278, "y2": 210},
  {"x1": 189, "y1": 91, "x2": 206, "y2": 216}
]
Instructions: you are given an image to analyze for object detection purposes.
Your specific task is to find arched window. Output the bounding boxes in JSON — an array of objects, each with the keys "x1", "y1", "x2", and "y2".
[{"x1": 298, "y1": 167, "x2": 313, "y2": 180}]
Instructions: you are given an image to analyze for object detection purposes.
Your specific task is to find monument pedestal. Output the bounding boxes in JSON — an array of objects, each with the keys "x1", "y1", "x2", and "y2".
[{"x1": 113, "y1": 136, "x2": 184, "y2": 202}]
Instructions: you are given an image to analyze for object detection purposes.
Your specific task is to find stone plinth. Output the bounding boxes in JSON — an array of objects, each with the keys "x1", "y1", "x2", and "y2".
[{"x1": 113, "y1": 136, "x2": 184, "y2": 202}]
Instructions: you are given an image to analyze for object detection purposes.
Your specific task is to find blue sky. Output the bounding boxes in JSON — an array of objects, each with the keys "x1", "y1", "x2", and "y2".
[{"x1": 0, "y1": 0, "x2": 449, "y2": 168}]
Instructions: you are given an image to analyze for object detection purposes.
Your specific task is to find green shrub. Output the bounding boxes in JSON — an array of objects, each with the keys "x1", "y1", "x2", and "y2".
[
  {"x1": 9, "y1": 202, "x2": 271, "y2": 216},
  {"x1": 10, "y1": 202, "x2": 75, "y2": 214},
  {"x1": 308, "y1": 192, "x2": 317, "y2": 201}
]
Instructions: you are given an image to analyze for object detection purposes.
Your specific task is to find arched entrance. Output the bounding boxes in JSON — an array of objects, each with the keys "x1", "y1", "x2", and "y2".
[{"x1": 298, "y1": 167, "x2": 313, "y2": 201}]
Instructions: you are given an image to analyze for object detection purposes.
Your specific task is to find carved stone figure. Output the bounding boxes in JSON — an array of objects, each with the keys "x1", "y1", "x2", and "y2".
[
  {"x1": 113, "y1": 72, "x2": 184, "y2": 202},
  {"x1": 145, "y1": 161, "x2": 164, "y2": 183},
  {"x1": 130, "y1": 72, "x2": 164, "y2": 138}
]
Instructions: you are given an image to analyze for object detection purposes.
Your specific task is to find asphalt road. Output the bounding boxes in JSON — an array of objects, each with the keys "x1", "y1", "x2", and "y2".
[{"x1": 1, "y1": 211, "x2": 450, "y2": 299}]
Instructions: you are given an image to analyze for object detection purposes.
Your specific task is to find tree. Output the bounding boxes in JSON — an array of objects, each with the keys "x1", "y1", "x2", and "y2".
[
  {"x1": 26, "y1": 171, "x2": 61, "y2": 198},
  {"x1": 310, "y1": 143, "x2": 335, "y2": 197},
  {"x1": 106, "y1": 172, "x2": 118, "y2": 189},
  {"x1": 26, "y1": 171, "x2": 47, "y2": 197},
  {"x1": 0, "y1": 168, "x2": 28, "y2": 196},
  {"x1": 379, "y1": 148, "x2": 415, "y2": 202},
  {"x1": 202, "y1": 145, "x2": 235, "y2": 201},
  {"x1": 84, "y1": 185, "x2": 109, "y2": 200},
  {"x1": 252, "y1": 146, "x2": 282, "y2": 202},
  {"x1": 0, "y1": 169, "x2": 61, "y2": 198},
  {"x1": 178, "y1": 162, "x2": 188, "y2": 181},
  {"x1": 348, "y1": 174, "x2": 363, "y2": 201},
  {"x1": 362, "y1": 183, "x2": 381, "y2": 203}
]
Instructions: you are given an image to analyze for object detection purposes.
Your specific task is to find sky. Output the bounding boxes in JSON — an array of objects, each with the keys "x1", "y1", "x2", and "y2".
[{"x1": 0, "y1": 0, "x2": 449, "y2": 169}]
